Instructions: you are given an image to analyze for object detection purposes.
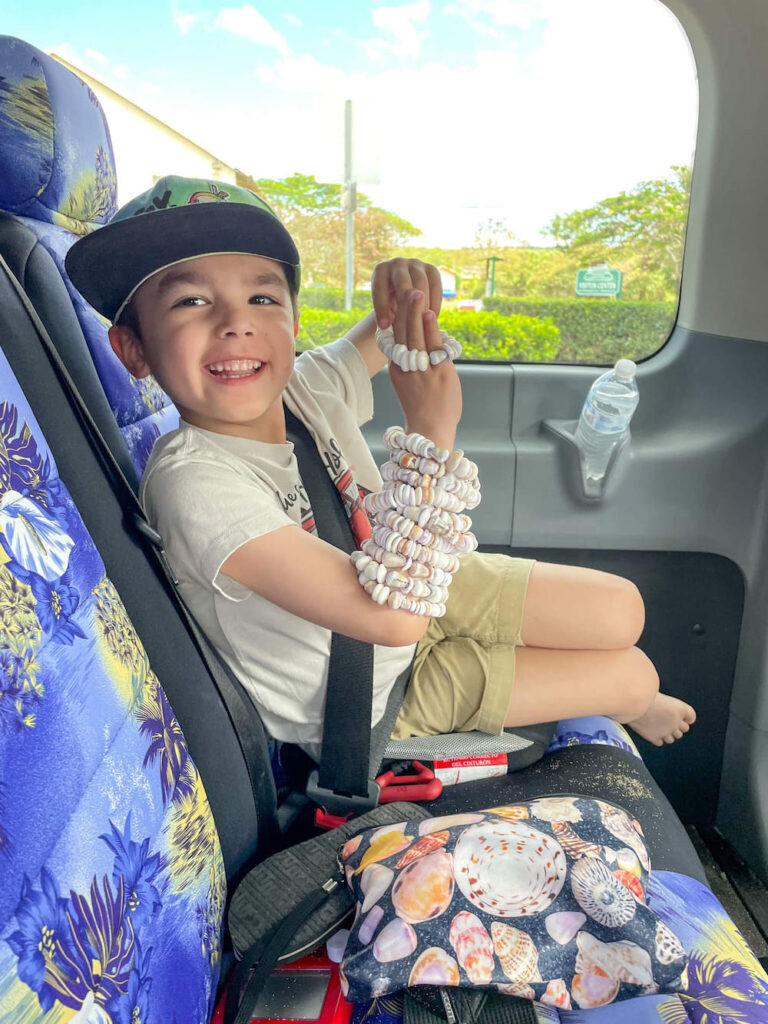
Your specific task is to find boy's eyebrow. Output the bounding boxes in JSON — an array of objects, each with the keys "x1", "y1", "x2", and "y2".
[{"x1": 155, "y1": 268, "x2": 288, "y2": 295}]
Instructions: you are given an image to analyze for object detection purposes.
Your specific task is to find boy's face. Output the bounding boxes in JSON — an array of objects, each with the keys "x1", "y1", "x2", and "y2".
[{"x1": 109, "y1": 253, "x2": 299, "y2": 441}]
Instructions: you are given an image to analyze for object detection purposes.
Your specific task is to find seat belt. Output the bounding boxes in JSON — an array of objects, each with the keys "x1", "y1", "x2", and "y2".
[
  {"x1": 0, "y1": 256, "x2": 280, "y2": 853},
  {"x1": 283, "y1": 407, "x2": 380, "y2": 813}
]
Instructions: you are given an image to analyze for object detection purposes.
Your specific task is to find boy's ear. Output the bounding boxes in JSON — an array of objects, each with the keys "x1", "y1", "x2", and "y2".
[
  {"x1": 293, "y1": 311, "x2": 300, "y2": 340},
  {"x1": 108, "y1": 324, "x2": 152, "y2": 379}
]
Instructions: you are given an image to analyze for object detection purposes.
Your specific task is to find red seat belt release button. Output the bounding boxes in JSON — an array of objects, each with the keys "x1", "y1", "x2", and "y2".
[
  {"x1": 314, "y1": 807, "x2": 353, "y2": 830},
  {"x1": 375, "y1": 760, "x2": 443, "y2": 802}
]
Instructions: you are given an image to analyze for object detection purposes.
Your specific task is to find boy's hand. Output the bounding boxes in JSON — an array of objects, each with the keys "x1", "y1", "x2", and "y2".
[
  {"x1": 372, "y1": 259, "x2": 443, "y2": 329},
  {"x1": 389, "y1": 289, "x2": 462, "y2": 453}
]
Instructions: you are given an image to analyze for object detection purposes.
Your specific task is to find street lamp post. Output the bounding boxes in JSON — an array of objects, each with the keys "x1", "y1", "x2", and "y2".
[
  {"x1": 343, "y1": 99, "x2": 356, "y2": 311},
  {"x1": 484, "y1": 256, "x2": 503, "y2": 298}
]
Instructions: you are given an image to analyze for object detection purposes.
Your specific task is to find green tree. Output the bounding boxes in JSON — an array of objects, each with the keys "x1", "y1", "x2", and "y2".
[
  {"x1": 254, "y1": 173, "x2": 420, "y2": 289},
  {"x1": 545, "y1": 166, "x2": 691, "y2": 301}
]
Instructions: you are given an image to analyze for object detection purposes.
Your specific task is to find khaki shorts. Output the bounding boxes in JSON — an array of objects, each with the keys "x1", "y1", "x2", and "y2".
[{"x1": 391, "y1": 552, "x2": 535, "y2": 740}]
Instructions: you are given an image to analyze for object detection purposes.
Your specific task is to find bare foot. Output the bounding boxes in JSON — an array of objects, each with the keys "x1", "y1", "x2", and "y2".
[{"x1": 628, "y1": 693, "x2": 696, "y2": 746}]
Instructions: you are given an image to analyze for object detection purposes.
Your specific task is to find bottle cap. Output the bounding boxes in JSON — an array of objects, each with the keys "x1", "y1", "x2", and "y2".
[{"x1": 614, "y1": 358, "x2": 636, "y2": 382}]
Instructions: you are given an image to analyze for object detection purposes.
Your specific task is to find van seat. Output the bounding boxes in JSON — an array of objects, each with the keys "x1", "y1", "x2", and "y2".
[
  {"x1": 0, "y1": 284, "x2": 225, "y2": 1020},
  {"x1": 0, "y1": 35, "x2": 178, "y2": 486}
]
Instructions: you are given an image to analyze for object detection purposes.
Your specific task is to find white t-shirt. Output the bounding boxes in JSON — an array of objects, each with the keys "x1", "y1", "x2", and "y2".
[{"x1": 140, "y1": 338, "x2": 415, "y2": 759}]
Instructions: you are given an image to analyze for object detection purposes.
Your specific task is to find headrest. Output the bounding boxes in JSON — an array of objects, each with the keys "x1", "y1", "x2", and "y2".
[{"x1": 0, "y1": 35, "x2": 117, "y2": 235}]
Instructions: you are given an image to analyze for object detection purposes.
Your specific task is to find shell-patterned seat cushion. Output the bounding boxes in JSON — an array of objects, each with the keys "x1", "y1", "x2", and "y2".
[
  {"x1": 343, "y1": 850, "x2": 768, "y2": 1020},
  {"x1": 0, "y1": 36, "x2": 178, "y2": 476},
  {"x1": 0, "y1": 348, "x2": 224, "y2": 1023}
]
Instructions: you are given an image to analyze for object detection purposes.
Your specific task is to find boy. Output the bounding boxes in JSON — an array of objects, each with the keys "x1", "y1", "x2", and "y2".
[{"x1": 67, "y1": 175, "x2": 696, "y2": 762}]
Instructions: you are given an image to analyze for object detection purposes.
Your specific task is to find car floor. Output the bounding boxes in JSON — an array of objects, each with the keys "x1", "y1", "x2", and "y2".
[{"x1": 687, "y1": 825, "x2": 768, "y2": 966}]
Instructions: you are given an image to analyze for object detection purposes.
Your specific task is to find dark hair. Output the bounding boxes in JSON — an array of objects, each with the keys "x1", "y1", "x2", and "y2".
[{"x1": 115, "y1": 299, "x2": 143, "y2": 339}]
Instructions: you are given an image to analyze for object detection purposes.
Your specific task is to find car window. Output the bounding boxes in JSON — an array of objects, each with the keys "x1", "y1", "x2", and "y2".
[{"x1": 11, "y1": 0, "x2": 697, "y2": 364}]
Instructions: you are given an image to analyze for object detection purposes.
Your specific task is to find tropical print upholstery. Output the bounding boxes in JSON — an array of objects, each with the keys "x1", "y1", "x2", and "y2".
[
  {"x1": 350, "y1": 870, "x2": 768, "y2": 1022},
  {"x1": 545, "y1": 716, "x2": 640, "y2": 759},
  {"x1": 0, "y1": 35, "x2": 178, "y2": 477},
  {"x1": 0, "y1": 349, "x2": 225, "y2": 1022}
]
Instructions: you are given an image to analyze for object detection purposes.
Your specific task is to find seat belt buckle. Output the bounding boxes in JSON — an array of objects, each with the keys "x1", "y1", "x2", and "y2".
[
  {"x1": 375, "y1": 760, "x2": 443, "y2": 803},
  {"x1": 306, "y1": 769, "x2": 380, "y2": 819}
]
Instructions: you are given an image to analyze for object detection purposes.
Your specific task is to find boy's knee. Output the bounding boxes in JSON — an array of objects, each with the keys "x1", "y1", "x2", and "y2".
[
  {"x1": 602, "y1": 576, "x2": 646, "y2": 649},
  {"x1": 623, "y1": 646, "x2": 659, "y2": 717}
]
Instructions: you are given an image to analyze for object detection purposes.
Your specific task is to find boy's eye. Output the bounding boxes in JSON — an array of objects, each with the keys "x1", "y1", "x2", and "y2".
[
  {"x1": 249, "y1": 294, "x2": 276, "y2": 305},
  {"x1": 174, "y1": 296, "x2": 207, "y2": 307}
]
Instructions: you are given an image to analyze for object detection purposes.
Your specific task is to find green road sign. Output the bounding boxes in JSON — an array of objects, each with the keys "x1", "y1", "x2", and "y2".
[{"x1": 576, "y1": 266, "x2": 623, "y2": 297}]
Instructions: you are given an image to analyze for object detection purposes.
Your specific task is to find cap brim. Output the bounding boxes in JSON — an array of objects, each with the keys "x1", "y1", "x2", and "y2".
[
  {"x1": 404, "y1": 989, "x2": 536, "y2": 1024},
  {"x1": 65, "y1": 201, "x2": 300, "y2": 321}
]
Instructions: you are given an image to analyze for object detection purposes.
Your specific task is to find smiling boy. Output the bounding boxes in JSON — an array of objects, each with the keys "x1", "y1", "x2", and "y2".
[{"x1": 67, "y1": 174, "x2": 696, "y2": 763}]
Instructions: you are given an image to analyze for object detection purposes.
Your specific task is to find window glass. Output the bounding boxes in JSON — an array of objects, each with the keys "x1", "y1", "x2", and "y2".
[{"x1": 12, "y1": 0, "x2": 697, "y2": 362}]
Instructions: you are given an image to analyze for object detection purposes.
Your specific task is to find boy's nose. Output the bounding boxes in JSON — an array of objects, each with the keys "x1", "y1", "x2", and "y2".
[
  {"x1": 222, "y1": 324, "x2": 255, "y2": 337},
  {"x1": 218, "y1": 310, "x2": 256, "y2": 337}
]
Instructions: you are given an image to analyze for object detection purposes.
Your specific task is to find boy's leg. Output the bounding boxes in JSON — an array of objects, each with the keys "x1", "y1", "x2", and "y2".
[
  {"x1": 506, "y1": 646, "x2": 694, "y2": 746},
  {"x1": 392, "y1": 553, "x2": 695, "y2": 746},
  {"x1": 516, "y1": 562, "x2": 696, "y2": 745},
  {"x1": 520, "y1": 561, "x2": 645, "y2": 651}
]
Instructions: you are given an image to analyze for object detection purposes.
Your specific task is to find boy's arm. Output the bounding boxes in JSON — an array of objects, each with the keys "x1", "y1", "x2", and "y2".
[
  {"x1": 344, "y1": 259, "x2": 443, "y2": 378},
  {"x1": 345, "y1": 311, "x2": 387, "y2": 377},
  {"x1": 221, "y1": 263, "x2": 456, "y2": 643},
  {"x1": 220, "y1": 525, "x2": 429, "y2": 647}
]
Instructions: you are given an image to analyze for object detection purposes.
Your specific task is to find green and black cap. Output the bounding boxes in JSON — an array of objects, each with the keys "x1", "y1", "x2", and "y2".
[{"x1": 66, "y1": 174, "x2": 301, "y2": 322}]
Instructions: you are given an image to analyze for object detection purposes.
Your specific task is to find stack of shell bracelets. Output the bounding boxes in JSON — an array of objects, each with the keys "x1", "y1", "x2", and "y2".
[{"x1": 351, "y1": 427, "x2": 481, "y2": 616}]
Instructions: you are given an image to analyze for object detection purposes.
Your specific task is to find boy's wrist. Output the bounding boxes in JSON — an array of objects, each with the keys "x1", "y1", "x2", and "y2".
[{"x1": 404, "y1": 419, "x2": 457, "y2": 453}]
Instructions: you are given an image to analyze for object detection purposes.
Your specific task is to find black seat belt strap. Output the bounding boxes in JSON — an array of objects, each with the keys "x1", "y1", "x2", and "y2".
[{"x1": 283, "y1": 406, "x2": 377, "y2": 809}]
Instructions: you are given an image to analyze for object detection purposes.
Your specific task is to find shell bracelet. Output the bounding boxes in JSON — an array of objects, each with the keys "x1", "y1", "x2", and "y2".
[
  {"x1": 351, "y1": 428, "x2": 480, "y2": 616},
  {"x1": 376, "y1": 326, "x2": 462, "y2": 372}
]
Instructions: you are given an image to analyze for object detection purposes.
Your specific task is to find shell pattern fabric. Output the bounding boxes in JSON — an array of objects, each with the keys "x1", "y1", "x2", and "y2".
[{"x1": 340, "y1": 797, "x2": 687, "y2": 1009}]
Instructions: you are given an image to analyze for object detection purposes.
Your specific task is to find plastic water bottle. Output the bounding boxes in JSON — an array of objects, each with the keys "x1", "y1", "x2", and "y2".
[{"x1": 574, "y1": 359, "x2": 639, "y2": 481}]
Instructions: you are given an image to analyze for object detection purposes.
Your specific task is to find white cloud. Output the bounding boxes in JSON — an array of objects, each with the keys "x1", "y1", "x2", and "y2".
[
  {"x1": 86, "y1": 0, "x2": 697, "y2": 248},
  {"x1": 367, "y1": 0, "x2": 431, "y2": 60},
  {"x1": 284, "y1": 13, "x2": 302, "y2": 25},
  {"x1": 253, "y1": 54, "x2": 348, "y2": 94},
  {"x1": 48, "y1": 43, "x2": 135, "y2": 92},
  {"x1": 241, "y1": 0, "x2": 695, "y2": 245},
  {"x1": 215, "y1": 6, "x2": 291, "y2": 54},
  {"x1": 172, "y1": 9, "x2": 202, "y2": 35},
  {"x1": 442, "y1": 0, "x2": 547, "y2": 29}
]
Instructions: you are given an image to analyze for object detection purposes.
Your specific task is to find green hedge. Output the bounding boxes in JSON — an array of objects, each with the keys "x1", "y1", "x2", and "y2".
[
  {"x1": 299, "y1": 288, "x2": 371, "y2": 310},
  {"x1": 297, "y1": 308, "x2": 560, "y2": 362},
  {"x1": 482, "y1": 297, "x2": 676, "y2": 362},
  {"x1": 296, "y1": 309, "x2": 368, "y2": 352}
]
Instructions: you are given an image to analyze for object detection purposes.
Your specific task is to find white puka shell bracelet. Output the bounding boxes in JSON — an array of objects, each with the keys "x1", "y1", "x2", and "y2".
[{"x1": 376, "y1": 326, "x2": 462, "y2": 371}]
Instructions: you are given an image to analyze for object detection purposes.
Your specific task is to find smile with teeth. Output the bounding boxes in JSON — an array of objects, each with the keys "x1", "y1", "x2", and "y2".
[{"x1": 206, "y1": 358, "x2": 263, "y2": 379}]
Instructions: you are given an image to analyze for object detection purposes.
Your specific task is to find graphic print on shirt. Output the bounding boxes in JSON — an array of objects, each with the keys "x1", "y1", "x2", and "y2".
[
  {"x1": 275, "y1": 434, "x2": 374, "y2": 545},
  {"x1": 318, "y1": 435, "x2": 374, "y2": 548},
  {"x1": 277, "y1": 479, "x2": 317, "y2": 534}
]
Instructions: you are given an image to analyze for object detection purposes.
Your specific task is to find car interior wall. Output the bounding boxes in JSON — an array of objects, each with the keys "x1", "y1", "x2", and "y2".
[
  {"x1": 369, "y1": 0, "x2": 768, "y2": 883},
  {"x1": 652, "y1": 0, "x2": 768, "y2": 884}
]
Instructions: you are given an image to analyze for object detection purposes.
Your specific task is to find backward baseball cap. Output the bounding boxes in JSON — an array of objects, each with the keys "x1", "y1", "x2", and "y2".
[{"x1": 66, "y1": 174, "x2": 301, "y2": 323}]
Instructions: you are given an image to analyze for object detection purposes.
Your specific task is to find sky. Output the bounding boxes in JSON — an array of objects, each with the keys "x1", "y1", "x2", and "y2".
[{"x1": 2, "y1": 0, "x2": 699, "y2": 247}]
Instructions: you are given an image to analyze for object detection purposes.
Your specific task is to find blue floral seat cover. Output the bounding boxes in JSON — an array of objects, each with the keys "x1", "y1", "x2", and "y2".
[
  {"x1": 0, "y1": 35, "x2": 178, "y2": 477},
  {"x1": 0, "y1": 349, "x2": 224, "y2": 1022}
]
